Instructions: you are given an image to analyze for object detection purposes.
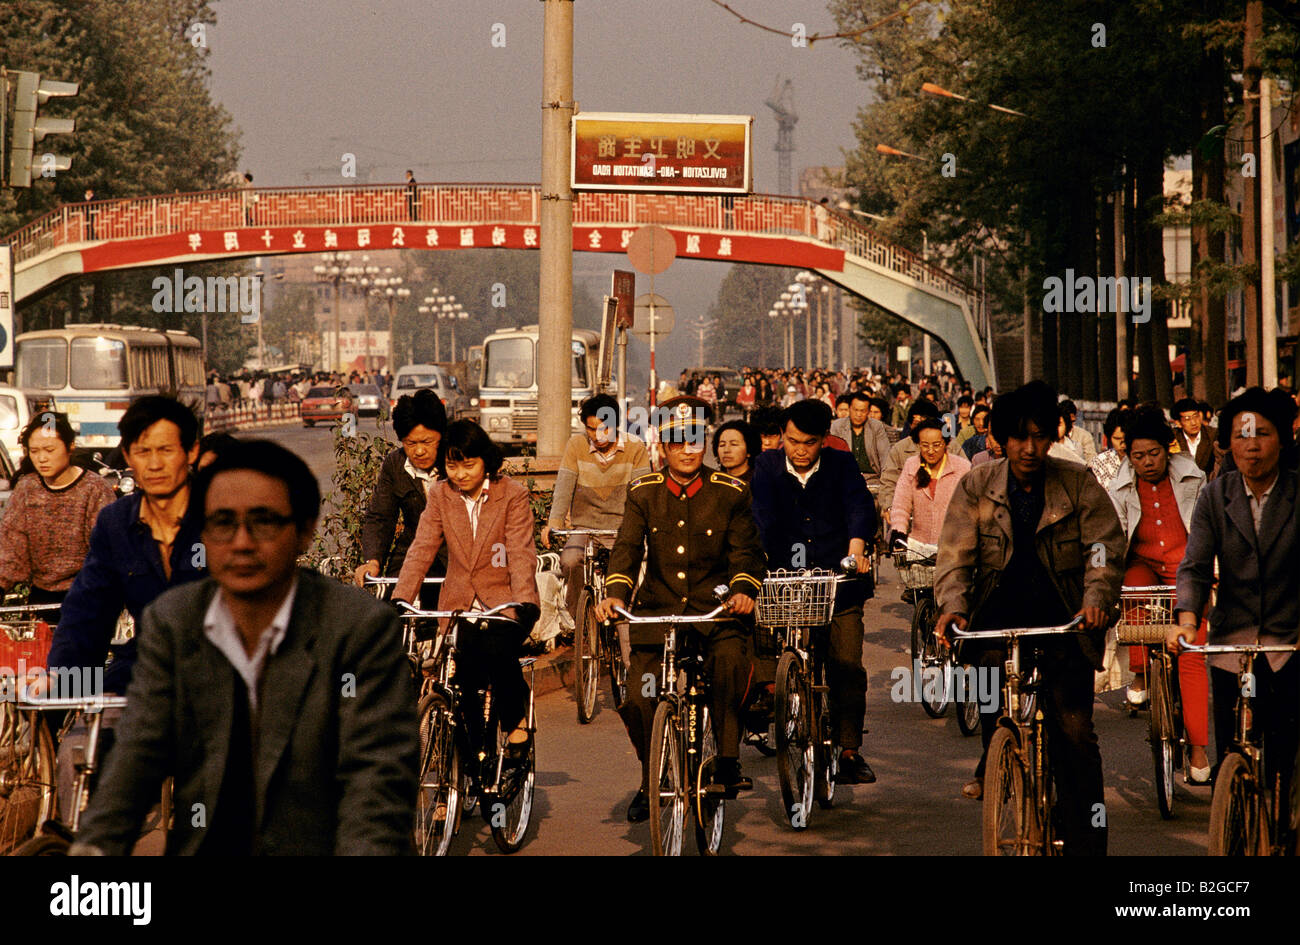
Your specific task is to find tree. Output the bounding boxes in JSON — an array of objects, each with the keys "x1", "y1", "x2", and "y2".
[
  {"x1": 2, "y1": 0, "x2": 242, "y2": 338},
  {"x1": 705, "y1": 264, "x2": 798, "y2": 368}
]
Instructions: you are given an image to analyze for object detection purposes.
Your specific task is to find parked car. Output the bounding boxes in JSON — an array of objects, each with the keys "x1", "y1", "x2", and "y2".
[
  {"x1": 0, "y1": 384, "x2": 41, "y2": 468},
  {"x1": 390, "y1": 364, "x2": 466, "y2": 418},
  {"x1": 352, "y1": 383, "x2": 384, "y2": 417},
  {"x1": 0, "y1": 442, "x2": 16, "y2": 511},
  {"x1": 300, "y1": 385, "x2": 356, "y2": 427}
]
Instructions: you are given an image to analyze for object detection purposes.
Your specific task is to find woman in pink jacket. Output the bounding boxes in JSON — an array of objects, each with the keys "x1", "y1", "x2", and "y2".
[
  {"x1": 889, "y1": 417, "x2": 972, "y2": 547},
  {"x1": 394, "y1": 420, "x2": 541, "y2": 755}
]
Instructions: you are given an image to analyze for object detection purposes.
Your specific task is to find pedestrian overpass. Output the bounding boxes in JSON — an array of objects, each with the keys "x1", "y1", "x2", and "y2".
[{"x1": 3, "y1": 184, "x2": 995, "y2": 387}]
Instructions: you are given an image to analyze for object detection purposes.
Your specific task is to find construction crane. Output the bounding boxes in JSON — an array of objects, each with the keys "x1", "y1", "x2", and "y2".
[{"x1": 765, "y1": 77, "x2": 798, "y2": 195}]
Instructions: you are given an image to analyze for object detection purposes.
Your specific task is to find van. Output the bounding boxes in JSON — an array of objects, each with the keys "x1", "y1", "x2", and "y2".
[
  {"x1": 390, "y1": 364, "x2": 465, "y2": 418},
  {"x1": 0, "y1": 384, "x2": 41, "y2": 468}
]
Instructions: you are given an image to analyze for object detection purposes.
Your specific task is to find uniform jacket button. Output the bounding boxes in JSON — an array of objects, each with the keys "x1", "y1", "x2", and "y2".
[{"x1": 677, "y1": 571, "x2": 686, "y2": 579}]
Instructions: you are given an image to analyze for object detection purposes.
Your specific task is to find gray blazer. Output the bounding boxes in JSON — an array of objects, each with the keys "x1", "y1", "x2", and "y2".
[
  {"x1": 829, "y1": 416, "x2": 890, "y2": 480},
  {"x1": 1176, "y1": 469, "x2": 1300, "y2": 672},
  {"x1": 75, "y1": 568, "x2": 418, "y2": 855}
]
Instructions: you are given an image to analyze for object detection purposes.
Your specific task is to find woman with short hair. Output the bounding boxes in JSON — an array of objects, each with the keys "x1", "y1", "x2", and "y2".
[
  {"x1": 0, "y1": 412, "x2": 115, "y2": 617},
  {"x1": 1106, "y1": 404, "x2": 1210, "y2": 782},
  {"x1": 394, "y1": 420, "x2": 541, "y2": 756},
  {"x1": 888, "y1": 417, "x2": 971, "y2": 547},
  {"x1": 712, "y1": 419, "x2": 760, "y2": 483}
]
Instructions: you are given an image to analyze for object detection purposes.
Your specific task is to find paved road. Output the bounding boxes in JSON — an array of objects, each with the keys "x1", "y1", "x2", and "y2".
[
  {"x1": 446, "y1": 563, "x2": 1212, "y2": 856},
  {"x1": 258, "y1": 423, "x2": 1213, "y2": 855}
]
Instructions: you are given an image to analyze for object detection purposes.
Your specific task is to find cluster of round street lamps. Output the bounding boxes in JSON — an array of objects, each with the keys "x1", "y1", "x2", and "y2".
[{"x1": 418, "y1": 291, "x2": 469, "y2": 362}]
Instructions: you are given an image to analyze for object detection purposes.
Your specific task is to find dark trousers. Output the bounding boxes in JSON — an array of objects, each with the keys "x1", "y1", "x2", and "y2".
[
  {"x1": 1211, "y1": 654, "x2": 1299, "y2": 840},
  {"x1": 974, "y1": 645, "x2": 1106, "y2": 856},
  {"x1": 455, "y1": 621, "x2": 530, "y2": 750},
  {"x1": 824, "y1": 605, "x2": 868, "y2": 750},
  {"x1": 618, "y1": 624, "x2": 753, "y2": 790}
]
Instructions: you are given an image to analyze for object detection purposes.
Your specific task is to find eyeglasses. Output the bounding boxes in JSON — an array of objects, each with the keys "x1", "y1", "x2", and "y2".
[{"x1": 203, "y1": 509, "x2": 295, "y2": 542}]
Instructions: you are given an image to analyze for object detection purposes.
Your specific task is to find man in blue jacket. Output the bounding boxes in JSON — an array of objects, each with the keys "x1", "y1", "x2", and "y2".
[
  {"x1": 750, "y1": 399, "x2": 878, "y2": 784},
  {"x1": 45, "y1": 396, "x2": 207, "y2": 695}
]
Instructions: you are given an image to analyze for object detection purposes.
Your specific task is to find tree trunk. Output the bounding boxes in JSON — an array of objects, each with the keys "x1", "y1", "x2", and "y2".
[
  {"x1": 1098, "y1": 191, "x2": 1118, "y2": 401},
  {"x1": 1137, "y1": 151, "x2": 1175, "y2": 406}
]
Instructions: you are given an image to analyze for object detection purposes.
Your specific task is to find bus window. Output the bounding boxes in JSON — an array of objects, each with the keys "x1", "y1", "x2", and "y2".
[
  {"x1": 71, "y1": 337, "x2": 128, "y2": 390},
  {"x1": 572, "y1": 352, "x2": 587, "y2": 387},
  {"x1": 15, "y1": 338, "x2": 68, "y2": 390},
  {"x1": 484, "y1": 337, "x2": 534, "y2": 388}
]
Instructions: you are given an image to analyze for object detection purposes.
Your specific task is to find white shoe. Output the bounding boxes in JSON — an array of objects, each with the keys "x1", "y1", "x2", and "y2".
[
  {"x1": 1126, "y1": 685, "x2": 1148, "y2": 706},
  {"x1": 1186, "y1": 765, "x2": 1211, "y2": 785}
]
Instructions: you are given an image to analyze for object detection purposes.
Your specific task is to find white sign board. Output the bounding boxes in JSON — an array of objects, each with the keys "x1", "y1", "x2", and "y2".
[
  {"x1": 0, "y1": 246, "x2": 12, "y2": 371},
  {"x1": 630, "y1": 294, "x2": 675, "y2": 340}
]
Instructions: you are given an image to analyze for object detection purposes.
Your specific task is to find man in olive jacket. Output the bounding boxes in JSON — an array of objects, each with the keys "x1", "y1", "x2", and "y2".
[{"x1": 934, "y1": 381, "x2": 1124, "y2": 856}]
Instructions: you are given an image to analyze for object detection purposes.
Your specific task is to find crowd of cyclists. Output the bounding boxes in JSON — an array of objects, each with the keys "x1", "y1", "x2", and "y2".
[{"x1": 3, "y1": 355, "x2": 1299, "y2": 856}]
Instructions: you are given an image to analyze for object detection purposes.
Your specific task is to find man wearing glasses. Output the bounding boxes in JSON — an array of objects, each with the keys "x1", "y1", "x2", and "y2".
[{"x1": 73, "y1": 440, "x2": 418, "y2": 855}]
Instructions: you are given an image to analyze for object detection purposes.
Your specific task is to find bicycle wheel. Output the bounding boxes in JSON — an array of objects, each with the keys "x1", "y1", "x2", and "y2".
[
  {"x1": 916, "y1": 597, "x2": 949, "y2": 718},
  {"x1": 647, "y1": 699, "x2": 686, "y2": 856},
  {"x1": 1148, "y1": 658, "x2": 1176, "y2": 820},
  {"x1": 983, "y1": 725, "x2": 1035, "y2": 856},
  {"x1": 603, "y1": 619, "x2": 628, "y2": 711},
  {"x1": 12, "y1": 832, "x2": 69, "y2": 855},
  {"x1": 0, "y1": 704, "x2": 58, "y2": 856},
  {"x1": 414, "y1": 691, "x2": 461, "y2": 857},
  {"x1": 574, "y1": 590, "x2": 599, "y2": 724},
  {"x1": 694, "y1": 706, "x2": 725, "y2": 856},
  {"x1": 775, "y1": 651, "x2": 814, "y2": 829},
  {"x1": 956, "y1": 661, "x2": 982, "y2": 736},
  {"x1": 489, "y1": 738, "x2": 535, "y2": 854},
  {"x1": 1208, "y1": 752, "x2": 1268, "y2": 856},
  {"x1": 909, "y1": 594, "x2": 927, "y2": 668},
  {"x1": 813, "y1": 669, "x2": 838, "y2": 810}
]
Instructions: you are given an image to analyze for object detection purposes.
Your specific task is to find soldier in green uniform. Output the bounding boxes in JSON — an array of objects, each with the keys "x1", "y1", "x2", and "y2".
[{"x1": 595, "y1": 396, "x2": 766, "y2": 823}]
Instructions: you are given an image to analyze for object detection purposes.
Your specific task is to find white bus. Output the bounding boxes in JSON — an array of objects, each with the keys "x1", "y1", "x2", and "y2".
[
  {"x1": 478, "y1": 326, "x2": 601, "y2": 450},
  {"x1": 14, "y1": 324, "x2": 205, "y2": 450}
]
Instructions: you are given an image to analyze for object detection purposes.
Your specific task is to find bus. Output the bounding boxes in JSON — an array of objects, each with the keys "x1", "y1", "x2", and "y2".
[
  {"x1": 478, "y1": 326, "x2": 602, "y2": 450},
  {"x1": 13, "y1": 324, "x2": 205, "y2": 450}
]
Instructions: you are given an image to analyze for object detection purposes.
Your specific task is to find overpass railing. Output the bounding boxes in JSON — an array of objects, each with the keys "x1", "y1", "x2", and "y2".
[{"x1": 3, "y1": 183, "x2": 985, "y2": 343}]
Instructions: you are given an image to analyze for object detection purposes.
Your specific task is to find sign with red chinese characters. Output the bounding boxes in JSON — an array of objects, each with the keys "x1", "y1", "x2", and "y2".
[{"x1": 571, "y1": 113, "x2": 752, "y2": 194}]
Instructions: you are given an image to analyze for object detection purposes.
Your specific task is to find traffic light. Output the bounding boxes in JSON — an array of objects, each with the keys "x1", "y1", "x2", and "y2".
[{"x1": 6, "y1": 70, "x2": 79, "y2": 188}]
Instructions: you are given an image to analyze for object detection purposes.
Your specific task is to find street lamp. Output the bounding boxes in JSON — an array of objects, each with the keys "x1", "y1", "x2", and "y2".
[
  {"x1": 795, "y1": 272, "x2": 816, "y2": 368},
  {"x1": 312, "y1": 251, "x2": 352, "y2": 373}
]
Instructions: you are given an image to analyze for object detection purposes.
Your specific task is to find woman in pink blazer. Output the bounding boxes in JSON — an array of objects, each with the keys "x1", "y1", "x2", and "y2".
[
  {"x1": 394, "y1": 420, "x2": 540, "y2": 754},
  {"x1": 889, "y1": 417, "x2": 971, "y2": 547}
]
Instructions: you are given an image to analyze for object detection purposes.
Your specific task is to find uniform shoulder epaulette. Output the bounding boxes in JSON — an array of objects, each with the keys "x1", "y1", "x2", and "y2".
[
  {"x1": 709, "y1": 471, "x2": 746, "y2": 491},
  {"x1": 630, "y1": 472, "x2": 664, "y2": 490}
]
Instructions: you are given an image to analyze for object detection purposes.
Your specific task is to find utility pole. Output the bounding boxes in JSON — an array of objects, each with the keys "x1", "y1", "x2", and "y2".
[
  {"x1": 692, "y1": 316, "x2": 715, "y2": 368},
  {"x1": 1242, "y1": 0, "x2": 1263, "y2": 387},
  {"x1": 1261, "y1": 75, "x2": 1278, "y2": 388},
  {"x1": 538, "y1": 0, "x2": 575, "y2": 460}
]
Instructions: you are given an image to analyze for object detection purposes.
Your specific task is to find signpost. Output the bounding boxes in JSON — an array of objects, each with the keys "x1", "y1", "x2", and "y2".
[
  {"x1": 0, "y1": 245, "x2": 12, "y2": 370},
  {"x1": 572, "y1": 113, "x2": 753, "y2": 194},
  {"x1": 626, "y1": 227, "x2": 677, "y2": 408},
  {"x1": 610, "y1": 270, "x2": 635, "y2": 427}
]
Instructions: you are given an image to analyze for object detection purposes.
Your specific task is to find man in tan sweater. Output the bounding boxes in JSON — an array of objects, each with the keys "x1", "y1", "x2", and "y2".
[{"x1": 542, "y1": 394, "x2": 651, "y2": 622}]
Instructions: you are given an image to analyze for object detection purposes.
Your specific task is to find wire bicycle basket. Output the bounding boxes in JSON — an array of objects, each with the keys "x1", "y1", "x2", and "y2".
[
  {"x1": 1115, "y1": 585, "x2": 1177, "y2": 645},
  {"x1": 756, "y1": 569, "x2": 839, "y2": 628},
  {"x1": 892, "y1": 551, "x2": 936, "y2": 592}
]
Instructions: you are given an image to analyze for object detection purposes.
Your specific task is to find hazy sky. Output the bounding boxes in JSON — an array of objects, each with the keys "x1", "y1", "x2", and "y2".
[{"x1": 205, "y1": 0, "x2": 873, "y2": 373}]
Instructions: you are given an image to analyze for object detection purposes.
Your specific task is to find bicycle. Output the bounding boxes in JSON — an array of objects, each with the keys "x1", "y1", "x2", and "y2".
[
  {"x1": 548, "y1": 527, "x2": 624, "y2": 723},
  {"x1": 611, "y1": 595, "x2": 732, "y2": 856},
  {"x1": 1184, "y1": 640, "x2": 1298, "y2": 856},
  {"x1": 0, "y1": 603, "x2": 61, "y2": 854},
  {"x1": 364, "y1": 575, "x2": 445, "y2": 680},
  {"x1": 755, "y1": 565, "x2": 851, "y2": 830},
  {"x1": 1115, "y1": 585, "x2": 1184, "y2": 818},
  {"x1": 893, "y1": 547, "x2": 972, "y2": 731},
  {"x1": 953, "y1": 616, "x2": 1087, "y2": 856},
  {"x1": 397, "y1": 600, "x2": 536, "y2": 856}
]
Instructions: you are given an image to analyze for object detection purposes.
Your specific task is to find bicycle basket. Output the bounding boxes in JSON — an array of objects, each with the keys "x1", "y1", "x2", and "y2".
[
  {"x1": 892, "y1": 552, "x2": 936, "y2": 591},
  {"x1": 1115, "y1": 585, "x2": 1177, "y2": 645},
  {"x1": 0, "y1": 614, "x2": 54, "y2": 674},
  {"x1": 755, "y1": 569, "x2": 838, "y2": 628}
]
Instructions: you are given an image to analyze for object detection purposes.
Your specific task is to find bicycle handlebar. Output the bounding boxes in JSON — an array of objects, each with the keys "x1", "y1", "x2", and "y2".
[
  {"x1": 396, "y1": 600, "x2": 527, "y2": 621},
  {"x1": 364, "y1": 575, "x2": 444, "y2": 585},
  {"x1": 549, "y1": 527, "x2": 619, "y2": 538},
  {"x1": 17, "y1": 695, "x2": 128, "y2": 711},
  {"x1": 1180, "y1": 642, "x2": 1297, "y2": 655},
  {"x1": 951, "y1": 615, "x2": 1087, "y2": 640},
  {"x1": 612, "y1": 602, "x2": 731, "y2": 624},
  {"x1": 0, "y1": 603, "x2": 61, "y2": 616}
]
